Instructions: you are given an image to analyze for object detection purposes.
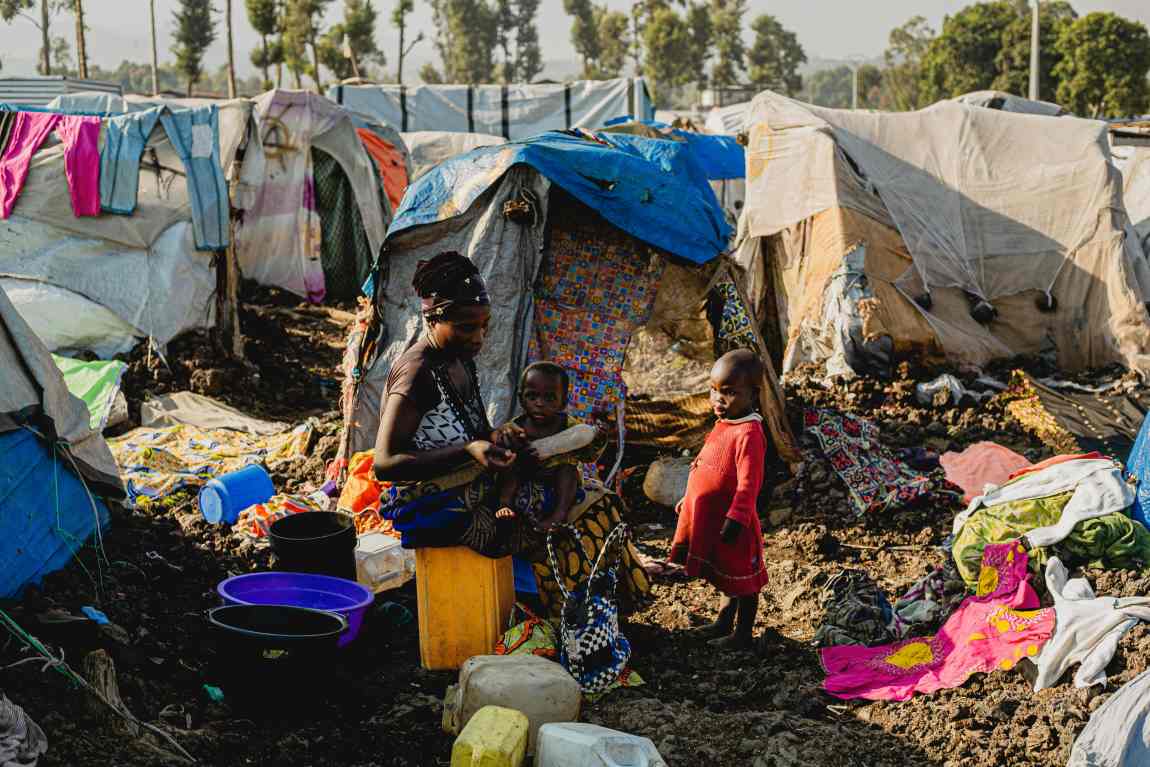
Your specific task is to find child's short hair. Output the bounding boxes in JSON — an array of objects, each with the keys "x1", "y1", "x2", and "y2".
[{"x1": 521, "y1": 361, "x2": 570, "y2": 400}]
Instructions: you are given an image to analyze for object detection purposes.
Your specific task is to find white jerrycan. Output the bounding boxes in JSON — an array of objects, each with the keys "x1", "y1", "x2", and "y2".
[{"x1": 535, "y1": 722, "x2": 667, "y2": 767}]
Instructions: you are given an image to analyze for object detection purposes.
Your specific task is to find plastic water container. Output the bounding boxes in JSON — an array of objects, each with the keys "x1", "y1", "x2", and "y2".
[
  {"x1": 443, "y1": 655, "x2": 581, "y2": 754},
  {"x1": 536, "y1": 723, "x2": 667, "y2": 767},
  {"x1": 415, "y1": 547, "x2": 514, "y2": 670},
  {"x1": 199, "y1": 464, "x2": 275, "y2": 524},
  {"x1": 451, "y1": 705, "x2": 528, "y2": 767},
  {"x1": 355, "y1": 533, "x2": 415, "y2": 593}
]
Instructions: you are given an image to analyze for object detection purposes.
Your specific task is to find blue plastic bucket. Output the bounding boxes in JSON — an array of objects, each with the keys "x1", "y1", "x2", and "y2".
[{"x1": 199, "y1": 464, "x2": 275, "y2": 525}]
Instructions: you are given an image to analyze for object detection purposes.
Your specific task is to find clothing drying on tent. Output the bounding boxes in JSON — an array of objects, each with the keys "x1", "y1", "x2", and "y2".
[
  {"x1": 735, "y1": 92, "x2": 1150, "y2": 378},
  {"x1": 0, "y1": 97, "x2": 234, "y2": 358},
  {"x1": 0, "y1": 281, "x2": 122, "y2": 599}
]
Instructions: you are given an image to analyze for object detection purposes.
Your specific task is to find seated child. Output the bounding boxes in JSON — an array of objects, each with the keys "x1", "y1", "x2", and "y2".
[
  {"x1": 494, "y1": 362, "x2": 582, "y2": 530},
  {"x1": 668, "y1": 348, "x2": 771, "y2": 649}
]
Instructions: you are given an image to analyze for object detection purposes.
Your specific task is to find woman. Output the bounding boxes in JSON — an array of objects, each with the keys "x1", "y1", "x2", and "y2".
[{"x1": 373, "y1": 251, "x2": 650, "y2": 615}]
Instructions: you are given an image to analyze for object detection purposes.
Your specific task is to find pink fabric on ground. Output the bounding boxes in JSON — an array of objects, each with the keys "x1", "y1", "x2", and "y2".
[
  {"x1": 0, "y1": 112, "x2": 101, "y2": 218},
  {"x1": 820, "y1": 542, "x2": 1055, "y2": 701},
  {"x1": 940, "y1": 442, "x2": 1032, "y2": 502}
]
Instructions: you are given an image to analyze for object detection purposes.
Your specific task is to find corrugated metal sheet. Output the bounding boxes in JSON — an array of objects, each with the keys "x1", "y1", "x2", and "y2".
[{"x1": 0, "y1": 77, "x2": 122, "y2": 107}]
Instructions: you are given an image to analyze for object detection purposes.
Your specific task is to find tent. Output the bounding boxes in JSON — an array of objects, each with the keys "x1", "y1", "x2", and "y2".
[
  {"x1": 330, "y1": 78, "x2": 654, "y2": 139},
  {"x1": 401, "y1": 130, "x2": 506, "y2": 182},
  {"x1": 735, "y1": 91, "x2": 1150, "y2": 379},
  {"x1": 52, "y1": 90, "x2": 399, "y2": 306},
  {"x1": 0, "y1": 95, "x2": 239, "y2": 359},
  {"x1": 0, "y1": 279, "x2": 123, "y2": 598},
  {"x1": 705, "y1": 102, "x2": 751, "y2": 136},
  {"x1": 953, "y1": 90, "x2": 1066, "y2": 117},
  {"x1": 338, "y1": 130, "x2": 799, "y2": 469}
]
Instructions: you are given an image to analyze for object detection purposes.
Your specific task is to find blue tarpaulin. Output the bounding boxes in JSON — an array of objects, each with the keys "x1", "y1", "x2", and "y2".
[
  {"x1": 0, "y1": 428, "x2": 110, "y2": 598},
  {"x1": 388, "y1": 130, "x2": 733, "y2": 265}
]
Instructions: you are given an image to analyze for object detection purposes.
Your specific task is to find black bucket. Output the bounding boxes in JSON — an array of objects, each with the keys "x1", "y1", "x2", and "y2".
[
  {"x1": 268, "y1": 511, "x2": 357, "y2": 581},
  {"x1": 206, "y1": 604, "x2": 346, "y2": 713}
]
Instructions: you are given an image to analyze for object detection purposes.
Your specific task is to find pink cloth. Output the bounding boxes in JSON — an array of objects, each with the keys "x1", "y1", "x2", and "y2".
[
  {"x1": 0, "y1": 112, "x2": 101, "y2": 218},
  {"x1": 820, "y1": 542, "x2": 1055, "y2": 701},
  {"x1": 940, "y1": 442, "x2": 1032, "y2": 502}
]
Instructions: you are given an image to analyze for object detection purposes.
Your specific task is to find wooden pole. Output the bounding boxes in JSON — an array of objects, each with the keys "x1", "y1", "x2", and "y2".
[
  {"x1": 225, "y1": 0, "x2": 238, "y2": 97},
  {"x1": 73, "y1": 0, "x2": 88, "y2": 79},
  {"x1": 149, "y1": 0, "x2": 160, "y2": 94}
]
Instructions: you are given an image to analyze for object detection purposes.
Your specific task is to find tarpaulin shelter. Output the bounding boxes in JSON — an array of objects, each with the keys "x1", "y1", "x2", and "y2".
[
  {"x1": 735, "y1": 91, "x2": 1150, "y2": 379},
  {"x1": 235, "y1": 90, "x2": 393, "y2": 303},
  {"x1": 330, "y1": 78, "x2": 654, "y2": 139},
  {"x1": 401, "y1": 131, "x2": 506, "y2": 181},
  {"x1": 338, "y1": 130, "x2": 800, "y2": 468},
  {"x1": 0, "y1": 94, "x2": 238, "y2": 359},
  {"x1": 0, "y1": 279, "x2": 123, "y2": 598},
  {"x1": 953, "y1": 90, "x2": 1067, "y2": 117}
]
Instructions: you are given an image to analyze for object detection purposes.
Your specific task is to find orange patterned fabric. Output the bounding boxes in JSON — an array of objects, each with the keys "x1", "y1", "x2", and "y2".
[{"x1": 357, "y1": 128, "x2": 408, "y2": 211}]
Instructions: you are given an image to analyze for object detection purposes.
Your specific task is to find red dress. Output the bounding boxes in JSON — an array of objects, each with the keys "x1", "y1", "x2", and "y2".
[{"x1": 669, "y1": 415, "x2": 769, "y2": 596}]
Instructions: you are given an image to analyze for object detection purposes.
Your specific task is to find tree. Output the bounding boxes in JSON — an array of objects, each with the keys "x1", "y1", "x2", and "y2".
[
  {"x1": 392, "y1": 0, "x2": 423, "y2": 84},
  {"x1": 746, "y1": 13, "x2": 805, "y2": 95},
  {"x1": 428, "y1": 0, "x2": 497, "y2": 83},
  {"x1": 995, "y1": 0, "x2": 1075, "y2": 101},
  {"x1": 318, "y1": 0, "x2": 384, "y2": 83},
  {"x1": 49, "y1": 33, "x2": 70, "y2": 71},
  {"x1": 512, "y1": 0, "x2": 542, "y2": 82},
  {"x1": 594, "y1": 8, "x2": 629, "y2": 79},
  {"x1": 643, "y1": 6, "x2": 693, "y2": 102},
  {"x1": 919, "y1": 1, "x2": 1017, "y2": 103},
  {"x1": 172, "y1": 0, "x2": 217, "y2": 96},
  {"x1": 419, "y1": 61, "x2": 443, "y2": 83},
  {"x1": 0, "y1": 0, "x2": 75, "y2": 76},
  {"x1": 685, "y1": 1, "x2": 712, "y2": 89},
  {"x1": 150, "y1": 0, "x2": 160, "y2": 93},
  {"x1": 1054, "y1": 12, "x2": 1150, "y2": 118},
  {"x1": 880, "y1": 15, "x2": 934, "y2": 111},
  {"x1": 283, "y1": 0, "x2": 330, "y2": 90},
  {"x1": 246, "y1": 0, "x2": 278, "y2": 88},
  {"x1": 807, "y1": 64, "x2": 881, "y2": 108},
  {"x1": 709, "y1": 0, "x2": 746, "y2": 88},
  {"x1": 564, "y1": 0, "x2": 600, "y2": 78}
]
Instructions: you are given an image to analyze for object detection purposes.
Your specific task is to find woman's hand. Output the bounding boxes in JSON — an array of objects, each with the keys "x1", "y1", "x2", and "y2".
[{"x1": 466, "y1": 440, "x2": 517, "y2": 471}]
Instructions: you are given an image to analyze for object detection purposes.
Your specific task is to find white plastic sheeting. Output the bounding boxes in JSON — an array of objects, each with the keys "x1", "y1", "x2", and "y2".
[
  {"x1": 705, "y1": 102, "x2": 750, "y2": 135},
  {"x1": 332, "y1": 79, "x2": 653, "y2": 140},
  {"x1": 1, "y1": 278, "x2": 140, "y2": 358},
  {"x1": 401, "y1": 131, "x2": 507, "y2": 181},
  {"x1": 953, "y1": 90, "x2": 1065, "y2": 117},
  {"x1": 0, "y1": 216, "x2": 215, "y2": 351}
]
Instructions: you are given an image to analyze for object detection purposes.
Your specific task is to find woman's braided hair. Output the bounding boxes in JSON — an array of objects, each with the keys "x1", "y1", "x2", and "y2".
[{"x1": 412, "y1": 251, "x2": 488, "y2": 320}]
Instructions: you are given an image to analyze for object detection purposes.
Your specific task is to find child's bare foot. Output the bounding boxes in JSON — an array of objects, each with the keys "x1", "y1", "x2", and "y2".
[
  {"x1": 689, "y1": 620, "x2": 733, "y2": 639},
  {"x1": 495, "y1": 507, "x2": 516, "y2": 520},
  {"x1": 708, "y1": 632, "x2": 755, "y2": 650}
]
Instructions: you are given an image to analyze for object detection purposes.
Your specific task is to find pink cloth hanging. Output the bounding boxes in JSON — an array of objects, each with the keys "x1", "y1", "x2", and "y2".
[
  {"x1": 0, "y1": 112, "x2": 101, "y2": 218},
  {"x1": 819, "y1": 542, "x2": 1055, "y2": 701}
]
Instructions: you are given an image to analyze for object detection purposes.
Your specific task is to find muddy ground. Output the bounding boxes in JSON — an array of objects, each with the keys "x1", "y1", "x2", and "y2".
[{"x1": 3, "y1": 288, "x2": 1147, "y2": 766}]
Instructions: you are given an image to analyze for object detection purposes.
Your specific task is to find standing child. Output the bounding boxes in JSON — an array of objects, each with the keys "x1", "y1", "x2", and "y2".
[{"x1": 669, "y1": 348, "x2": 770, "y2": 648}]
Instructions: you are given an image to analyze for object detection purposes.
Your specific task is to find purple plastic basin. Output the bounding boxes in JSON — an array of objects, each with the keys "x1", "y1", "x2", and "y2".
[{"x1": 218, "y1": 572, "x2": 373, "y2": 647}]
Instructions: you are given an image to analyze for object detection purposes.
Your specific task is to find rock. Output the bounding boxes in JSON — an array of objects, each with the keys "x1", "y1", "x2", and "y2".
[
  {"x1": 1026, "y1": 723, "x2": 1053, "y2": 751},
  {"x1": 768, "y1": 506, "x2": 794, "y2": 527}
]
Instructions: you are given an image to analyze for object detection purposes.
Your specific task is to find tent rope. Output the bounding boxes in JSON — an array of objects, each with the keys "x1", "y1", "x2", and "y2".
[{"x1": 0, "y1": 608, "x2": 196, "y2": 764}]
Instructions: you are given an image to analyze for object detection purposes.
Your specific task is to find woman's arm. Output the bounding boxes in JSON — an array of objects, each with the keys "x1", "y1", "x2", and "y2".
[{"x1": 373, "y1": 393, "x2": 514, "y2": 482}]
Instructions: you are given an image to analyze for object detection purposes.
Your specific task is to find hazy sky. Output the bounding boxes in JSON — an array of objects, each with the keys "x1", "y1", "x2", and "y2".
[{"x1": 0, "y1": 0, "x2": 1148, "y2": 82}]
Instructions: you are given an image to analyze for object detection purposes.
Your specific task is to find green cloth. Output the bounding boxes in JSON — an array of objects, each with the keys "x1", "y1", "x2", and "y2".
[
  {"x1": 953, "y1": 491, "x2": 1150, "y2": 588},
  {"x1": 52, "y1": 354, "x2": 127, "y2": 431},
  {"x1": 312, "y1": 147, "x2": 379, "y2": 302}
]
